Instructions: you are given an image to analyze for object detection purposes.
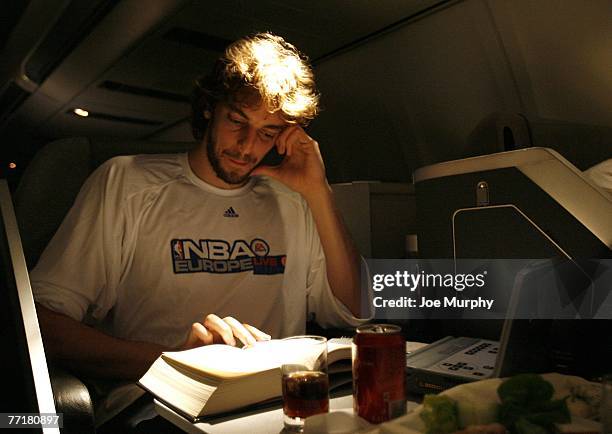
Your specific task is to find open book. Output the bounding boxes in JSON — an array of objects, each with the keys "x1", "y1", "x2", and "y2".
[{"x1": 138, "y1": 337, "x2": 352, "y2": 421}]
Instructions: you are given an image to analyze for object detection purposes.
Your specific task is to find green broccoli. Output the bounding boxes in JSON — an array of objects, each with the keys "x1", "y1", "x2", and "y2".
[
  {"x1": 498, "y1": 373, "x2": 553, "y2": 406},
  {"x1": 420, "y1": 394, "x2": 459, "y2": 434},
  {"x1": 497, "y1": 374, "x2": 570, "y2": 433}
]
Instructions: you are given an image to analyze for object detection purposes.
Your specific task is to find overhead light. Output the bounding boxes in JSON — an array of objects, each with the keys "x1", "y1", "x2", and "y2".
[
  {"x1": 8, "y1": 162, "x2": 17, "y2": 169},
  {"x1": 64, "y1": 108, "x2": 163, "y2": 126},
  {"x1": 73, "y1": 108, "x2": 89, "y2": 117}
]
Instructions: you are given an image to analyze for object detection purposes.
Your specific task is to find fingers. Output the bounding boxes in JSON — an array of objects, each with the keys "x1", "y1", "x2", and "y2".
[
  {"x1": 243, "y1": 323, "x2": 272, "y2": 342},
  {"x1": 275, "y1": 125, "x2": 313, "y2": 157},
  {"x1": 181, "y1": 322, "x2": 214, "y2": 349},
  {"x1": 201, "y1": 314, "x2": 271, "y2": 347},
  {"x1": 190, "y1": 322, "x2": 214, "y2": 346},
  {"x1": 275, "y1": 125, "x2": 296, "y2": 155},
  {"x1": 283, "y1": 127, "x2": 301, "y2": 157},
  {"x1": 222, "y1": 316, "x2": 256, "y2": 347},
  {"x1": 203, "y1": 314, "x2": 236, "y2": 346}
]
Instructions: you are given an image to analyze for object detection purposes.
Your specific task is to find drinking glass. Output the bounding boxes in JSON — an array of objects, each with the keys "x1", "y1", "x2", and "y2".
[{"x1": 281, "y1": 335, "x2": 329, "y2": 432}]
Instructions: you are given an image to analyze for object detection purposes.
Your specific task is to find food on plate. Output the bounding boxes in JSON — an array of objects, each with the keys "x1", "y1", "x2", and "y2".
[
  {"x1": 456, "y1": 394, "x2": 499, "y2": 428},
  {"x1": 514, "y1": 417, "x2": 549, "y2": 434},
  {"x1": 498, "y1": 374, "x2": 554, "y2": 406},
  {"x1": 401, "y1": 374, "x2": 601, "y2": 434},
  {"x1": 555, "y1": 415, "x2": 603, "y2": 433},
  {"x1": 451, "y1": 423, "x2": 507, "y2": 433},
  {"x1": 420, "y1": 394, "x2": 459, "y2": 434},
  {"x1": 566, "y1": 384, "x2": 602, "y2": 420},
  {"x1": 498, "y1": 374, "x2": 570, "y2": 433}
]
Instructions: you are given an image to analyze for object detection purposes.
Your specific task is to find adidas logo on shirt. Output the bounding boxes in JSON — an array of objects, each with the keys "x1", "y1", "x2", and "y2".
[{"x1": 223, "y1": 207, "x2": 239, "y2": 218}]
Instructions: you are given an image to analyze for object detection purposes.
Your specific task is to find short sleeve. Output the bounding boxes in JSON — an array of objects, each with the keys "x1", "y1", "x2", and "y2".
[
  {"x1": 31, "y1": 160, "x2": 127, "y2": 322},
  {"x1": 303, "y1": 206, "x2": 372, "y2": 328}
]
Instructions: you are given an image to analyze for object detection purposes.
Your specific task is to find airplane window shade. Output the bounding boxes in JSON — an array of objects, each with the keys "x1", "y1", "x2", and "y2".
[
  {"x1": 24, "y1": 0, "x2": 119, "y2": 84},
  {"x1": 503, "y1": 127, "x2": 516, "y2": 151}
]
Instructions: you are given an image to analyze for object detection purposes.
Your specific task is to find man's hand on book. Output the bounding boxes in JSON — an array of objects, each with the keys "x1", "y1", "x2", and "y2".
[{"x1": 180, "y1": 314, "x2": 271, "y2": 350}]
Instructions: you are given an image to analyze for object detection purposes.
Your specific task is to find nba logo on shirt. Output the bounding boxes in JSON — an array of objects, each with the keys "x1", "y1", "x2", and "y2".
[
  {"x1": 170, "y1": 237, "x2": 286, "y2": 275},
  {"x1": 172, "y1": 240, "x2": 184, "y2": 259}
]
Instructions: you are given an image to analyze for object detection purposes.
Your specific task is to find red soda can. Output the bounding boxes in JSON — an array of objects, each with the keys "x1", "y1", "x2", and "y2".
[{"x1": 352, "y1": 324, "x2": 406, "y2": 423}]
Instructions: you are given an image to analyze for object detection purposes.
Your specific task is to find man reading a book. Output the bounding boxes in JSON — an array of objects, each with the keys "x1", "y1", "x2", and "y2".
[{"x1": 31, "y1": 32, "x2": 367, "y2": 430}]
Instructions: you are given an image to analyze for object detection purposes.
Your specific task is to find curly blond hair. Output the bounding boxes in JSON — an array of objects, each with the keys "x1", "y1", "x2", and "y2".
[{"x1": 192, "y1": 32, "x2": 320, "y2": 140}]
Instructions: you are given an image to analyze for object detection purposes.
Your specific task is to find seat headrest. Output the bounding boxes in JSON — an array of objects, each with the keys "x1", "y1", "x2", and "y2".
[{"x1": 14, "y1": 137, "x2": 194, "y2": 268}]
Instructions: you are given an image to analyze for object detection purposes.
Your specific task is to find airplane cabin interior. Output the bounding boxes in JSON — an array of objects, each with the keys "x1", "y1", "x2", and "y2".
[{"x1": 0, "y1": 1, "x2": 610, "y2": 433}]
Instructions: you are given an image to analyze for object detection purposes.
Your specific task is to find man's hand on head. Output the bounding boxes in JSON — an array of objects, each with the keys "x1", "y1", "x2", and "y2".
[
  {"x1": 180, "y1": 314, "x2": 271, "y2": 350},
  {"x1": 251, "y1": 125, "x2": 329, "y2": 200}
]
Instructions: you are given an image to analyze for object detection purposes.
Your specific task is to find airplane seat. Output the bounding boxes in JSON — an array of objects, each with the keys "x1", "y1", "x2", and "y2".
[
  {"x1": 526, "y1": 116, "x2": 612, "y2": 170},
  {"x1": 15, "y1": 137, "x2": 194, "y2": 268},
  {"x1": 466, "y1": 112, "x2": 612, "y2": 170},
  {"x1": 414, "y1": 146, "x2": 612, "y2": 259},
  {"x1": 48, "y1": 364, "x2": 97, "y2": 433},
  {"x1": 13, "y1": 136, "x2": 194, "y2": 429}
]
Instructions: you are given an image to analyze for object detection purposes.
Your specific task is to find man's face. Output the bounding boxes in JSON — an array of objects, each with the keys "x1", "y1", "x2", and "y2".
[{"x1": 204, "y1": 95, "x2": 287, "y2": 186}]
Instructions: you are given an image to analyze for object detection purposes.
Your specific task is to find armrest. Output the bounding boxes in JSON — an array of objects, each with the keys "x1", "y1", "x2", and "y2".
[{"x1": 48, "y1": 364, "x2": 96, "y2": 434}]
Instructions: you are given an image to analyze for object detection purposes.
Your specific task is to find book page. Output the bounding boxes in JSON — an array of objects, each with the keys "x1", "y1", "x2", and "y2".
[
  {"x1": 162, "y1": 337, "x2": 352, "y2": 379},
  {"x1": 327, "y1": 337, "x2": 352, "y2": 364},
  {"x1": 162, "y1": 344, "x2": 278, "y2": 379}
]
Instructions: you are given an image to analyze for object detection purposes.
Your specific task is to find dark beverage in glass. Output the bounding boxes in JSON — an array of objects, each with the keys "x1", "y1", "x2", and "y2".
[
  {"x1": 353, "y1": 324, "x2": 406, "y2": 423},
  {"x1": 282, "y1": 370, "x2": 330, "y2": 419},
  {"x1": 281, "y1": 335, "x2": 328, "y2": 431}
]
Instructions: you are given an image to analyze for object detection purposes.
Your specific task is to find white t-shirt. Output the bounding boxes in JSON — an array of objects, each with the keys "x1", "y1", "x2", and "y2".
[
  {"x1": 32, "y1": 153, "x2": 362, "y2": 348},
  {"x1": 31, "y1": 153, "x2": 365, "y2": 425}
]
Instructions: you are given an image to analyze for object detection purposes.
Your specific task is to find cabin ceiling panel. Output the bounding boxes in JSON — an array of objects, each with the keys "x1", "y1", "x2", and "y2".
[
  {"x1": 41, "y1": 109, "x2": 164, "y2": 139},
  {"x1": 312, "y1": 0, "x2": 518, "y2": 177},
  {"x1": 1, "y1": 0, "x2": 435, "y2": 141},
  {"x1": 490, "y1": 0, "x2": 612, "y2": 126}
]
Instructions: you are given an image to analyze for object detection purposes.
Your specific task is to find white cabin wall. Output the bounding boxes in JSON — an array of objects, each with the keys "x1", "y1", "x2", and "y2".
[
  {"x1": 488, "y1": 0, "x2": 612, "y2": 126},
  {"x1": 310, "y1": 0, "x2": 612, "y2": 183}
]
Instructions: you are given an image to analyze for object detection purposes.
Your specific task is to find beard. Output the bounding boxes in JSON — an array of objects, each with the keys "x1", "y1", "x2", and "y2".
[{"x1": 205, "y1": 127, "x2": 257, "y2": 185}]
